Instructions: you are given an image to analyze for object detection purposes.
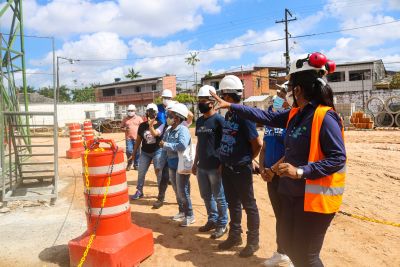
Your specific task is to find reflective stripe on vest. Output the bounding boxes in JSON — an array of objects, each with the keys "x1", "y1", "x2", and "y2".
[{"x1": 286, "y1": 105, "x2": 346, "y2": 214}]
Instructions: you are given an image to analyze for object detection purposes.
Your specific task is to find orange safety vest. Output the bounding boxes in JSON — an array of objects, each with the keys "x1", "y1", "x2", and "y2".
[{"x1": 286, "y1": 105, "x2": 346, "y2": 214}]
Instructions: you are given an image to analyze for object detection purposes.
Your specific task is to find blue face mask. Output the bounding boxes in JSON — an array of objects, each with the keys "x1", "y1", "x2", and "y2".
[{"x1": 273, "y1": 96, "x2": 285, "y2": 110}]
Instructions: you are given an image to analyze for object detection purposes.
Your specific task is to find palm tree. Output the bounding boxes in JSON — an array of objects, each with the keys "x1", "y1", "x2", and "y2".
[
  {"x1": 125, "y1": 68, "x2": 142, "y2": 80},
  {"x1": 185, "y1": 52, "x2": 200, "y2": 92}
]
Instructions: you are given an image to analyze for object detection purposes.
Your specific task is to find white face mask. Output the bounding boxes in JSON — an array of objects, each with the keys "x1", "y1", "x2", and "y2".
[
  {"x1": 287, "y1": 93, "x2": 295, "y2": 107},
  {"x1": 127, "y1": 111, "x2": 135, "y2": 117},
  {"x1": 167, "y1": 117, "x2": 174, "y2": 126},
  {"x1": 163, "y1": 99, "x2": 171, "y2": 107}
]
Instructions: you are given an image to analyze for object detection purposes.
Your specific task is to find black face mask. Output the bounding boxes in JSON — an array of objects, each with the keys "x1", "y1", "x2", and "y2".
[{"x1": 198, "y1": 102, "x2": 212, "y2": 114}]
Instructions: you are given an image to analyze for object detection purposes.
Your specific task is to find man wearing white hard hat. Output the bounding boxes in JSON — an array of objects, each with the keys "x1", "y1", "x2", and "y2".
[
  {"x1": 130, "y1": 103, "x2": 166, "y2": 201},
  {"x1": 192, "y1": 85, "x2": 228, "y2": 239},
  {"x1": 156, "y1": 89, "x2": 174, "y2": 125},
  {"x1": 121, "y1": 104, "x2": 143, "y2": 171}
]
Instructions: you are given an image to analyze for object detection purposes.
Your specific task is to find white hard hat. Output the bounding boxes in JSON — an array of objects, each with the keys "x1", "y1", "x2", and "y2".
[
  {"x1": 218, "y1": 75, "x2": 243, "y2": 96},
  {"x1": 127, "y1": 104, "x2": 136, "y2": 111},
  {"x1": 287, "y1": 61, "x2": 327, "y2": 80},
  {"x1": 166, "y1": 100, "x2": 178, "y2": 110},
  {"x1": 169, "y1": 103, "x2": 189, "y2": 119},
  {"x1": 146, "y1": 103, "x2": 158, "y2": 113},
  {"x1": 277, "y1": 81, "x2": 289, "y2": 91},
  {"x1": 161, "y1": 89, "x2": 173, "y2": 98},
  {"x1": 197, "y1": 85, "x2": 216, "y2": 98}
]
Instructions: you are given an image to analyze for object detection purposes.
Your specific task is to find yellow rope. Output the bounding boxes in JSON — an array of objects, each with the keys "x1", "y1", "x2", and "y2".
[{"x1": 339, "y1": 211, "x2": 400, "y2": 227}]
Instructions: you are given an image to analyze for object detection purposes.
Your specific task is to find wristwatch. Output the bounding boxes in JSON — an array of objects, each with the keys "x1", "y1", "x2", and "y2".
[{"x1": 296, "y1": 168, "x2": 304, "y2": 179}]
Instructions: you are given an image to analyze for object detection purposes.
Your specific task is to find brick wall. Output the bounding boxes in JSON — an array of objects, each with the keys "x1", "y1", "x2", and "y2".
[{"x1": 162, "y1": 75, "x2": 177, "y2": 97}]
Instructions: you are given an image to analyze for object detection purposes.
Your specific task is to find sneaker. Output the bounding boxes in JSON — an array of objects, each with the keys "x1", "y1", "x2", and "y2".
[
  {"x1": 198, "y1": 221, "x2": 216, "y2": 232},
  {"x1": 262, "y1": 252, "x2": 291, "y2": 267},
  {"x1": 180, "y1": 216, "x2": 196, "y2": 227},
  {"x1": 130, "y1": 190, "x2": 143, "y2": 200},
  {"x1": 126, "y1": 164, "x2": 131, "y2": 171},
  {"x1": 152, "y1": 199, "x2": 164, "y2": 209},
  {"x1": 171, "y1": 212, "x2": 185, "y2": 221},
  {"x1": 210, "y1": 226, "x2": 227, "y2": 239},
  {"x1": 218, "y1": 235, "x2": 242, "y2": 250},
  {"x1": 133, "y1": 165, "x2": 138, "y2": 170},
  {"x1": 239, "y1": 243, "x2": 259, "y2": 258}
]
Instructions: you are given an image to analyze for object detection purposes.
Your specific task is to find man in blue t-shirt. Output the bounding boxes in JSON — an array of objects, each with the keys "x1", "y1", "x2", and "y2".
[
  {"x1": 193, "y1": 85, "x2": 228, "y2": 240},
  {"x1": 216, "y1": 75, "x2": 262, "y2": 258}
]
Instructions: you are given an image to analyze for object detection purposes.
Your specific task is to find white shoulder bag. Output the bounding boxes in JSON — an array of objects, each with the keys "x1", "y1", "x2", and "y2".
[{"x1": 177, "y1": 139, "x2": 195, "y2": 175}]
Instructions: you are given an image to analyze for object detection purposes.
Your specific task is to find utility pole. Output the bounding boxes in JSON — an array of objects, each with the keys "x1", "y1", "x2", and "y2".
[{"x1": 276, "y1": 8, "x2": 297, "y2": 74}]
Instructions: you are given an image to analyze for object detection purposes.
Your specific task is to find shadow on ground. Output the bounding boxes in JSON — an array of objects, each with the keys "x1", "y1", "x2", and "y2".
[
  {"x1": 132, "y1": 211, "x2": 264, "y2": 267},
  {"x1": 39, "y1": 244, "x2": 70, "y2": 267}
]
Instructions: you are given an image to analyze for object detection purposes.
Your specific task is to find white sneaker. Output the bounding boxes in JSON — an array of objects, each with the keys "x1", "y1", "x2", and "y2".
[
  {"x1": 171, "y1": 212, "x2": 185, "y2": 221},
  {"x1": 262, "y1": 252, "x2": 291, "y2": 266},
  {"x1": 180, "y1": 215, "x2": 195, "y2": 227}
]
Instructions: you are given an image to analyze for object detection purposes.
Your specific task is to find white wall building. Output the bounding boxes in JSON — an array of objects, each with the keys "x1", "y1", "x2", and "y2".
[{"x1": 20, "y1": 103, "x2": 115, "y2": 127}]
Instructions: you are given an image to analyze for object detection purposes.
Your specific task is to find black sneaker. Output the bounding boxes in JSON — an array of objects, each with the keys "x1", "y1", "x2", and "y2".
[
  {"x1": 210, "y1": 226, "x2": 227, "y2": 239},
  {"x1": 239, "y1": 244, "x2": 259, "y2": 258},
  {"x1": 198, "y1": 221, "x2": 216, "y2": 232},
  {"x1": 126, "y1": 164, "x2": 131, "y2": 171},
  {"x1": 133, "y1": 165, "x2": 138, "y2": 170},
  {"x1": 218, "y1": 235, "x2": 242, "y2": 250},
  {"x1": 152, "y1": 199, "x2": 164, "y2": 209}
]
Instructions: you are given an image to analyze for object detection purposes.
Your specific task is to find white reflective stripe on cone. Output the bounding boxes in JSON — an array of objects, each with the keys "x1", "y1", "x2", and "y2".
[
  {"x1": 84, "y1": 134, "x2": 94, "y2": 136},
  {"x1": 69, "y1": 129, "x2": 82, "y2": 133},
  {"x1": 87, "y1": 162, "x2": 125, "y2": 175},
  {"x1": 70, "y1": 140, "x2": 83, "y2": 144},
  {"x1": 85, "y1": 182, "x2": 128, "y2": 195},
  {"x1": 88, "y1": 201, "x2": 130, "y2": 216}
]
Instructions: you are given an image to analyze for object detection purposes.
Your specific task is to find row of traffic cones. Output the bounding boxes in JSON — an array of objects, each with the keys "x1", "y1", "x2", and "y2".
[{"x1": 66, "y1": 121, "x2": 95, "y2": 159}]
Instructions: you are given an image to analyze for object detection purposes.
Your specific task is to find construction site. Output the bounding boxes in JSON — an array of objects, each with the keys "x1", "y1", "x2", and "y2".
[{"x1": 1, "y1": 1, "x2": 400, "y2": 267}]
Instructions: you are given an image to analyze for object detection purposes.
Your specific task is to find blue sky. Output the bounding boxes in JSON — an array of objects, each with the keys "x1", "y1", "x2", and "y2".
[{"x1": 2, "y1": 0, "x2": 400, "y2": 88}]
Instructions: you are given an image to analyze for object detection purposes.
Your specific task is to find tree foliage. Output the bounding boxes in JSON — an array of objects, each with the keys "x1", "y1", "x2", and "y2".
[
  {"x1": 71, "y1": 86, "x2": 95, "y2": 102},
  {"x1": 125, "y1": 68, "x2": 142, "y2": 80},
  {"x1": 205, "y1": 70, "x2": 213, "y2": 78},
  {"x1": 175, "y1": 93, "x2": 196, "y2": 104}
]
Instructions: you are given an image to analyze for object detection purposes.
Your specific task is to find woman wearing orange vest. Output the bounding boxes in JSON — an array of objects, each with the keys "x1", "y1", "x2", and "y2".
[{"x1": 210, "y1": 53, "x2": 346, "y2": 267}]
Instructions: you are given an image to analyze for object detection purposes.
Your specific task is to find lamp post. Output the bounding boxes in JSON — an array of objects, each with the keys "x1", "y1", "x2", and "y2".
[{"x1": 56, "y1": 56, "x2": 79, "y2": 103}]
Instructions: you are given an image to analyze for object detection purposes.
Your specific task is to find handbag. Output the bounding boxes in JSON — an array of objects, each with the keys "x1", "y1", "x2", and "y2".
[{"x1": 177, "y1": 139, "x2": 195, "y2": 174}]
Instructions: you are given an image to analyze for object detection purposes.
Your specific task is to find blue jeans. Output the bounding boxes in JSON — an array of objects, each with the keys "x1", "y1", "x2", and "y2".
[
  {"x1": 197, "y1": 167, "x2": 228, "y2": 227},
  {"x1": 126, "y1": 139, "x2": 140, "y2": 167},
  {"x1": 136, "y1": 149, "x2": 161, "y2": 192},
  {"x1": 169, "y1": 168, "x2": 193, "y2": 217}
]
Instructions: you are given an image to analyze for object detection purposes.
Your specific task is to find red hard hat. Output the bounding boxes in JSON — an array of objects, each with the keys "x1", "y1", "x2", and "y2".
[{"x1": 309, "y1": 52, "x2": 328, "y2": 68}]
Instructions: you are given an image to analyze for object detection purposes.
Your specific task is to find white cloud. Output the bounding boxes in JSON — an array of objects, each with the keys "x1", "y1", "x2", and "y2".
[{"x1": 24, "y1": 0, "x2": 227, "y2": 38}]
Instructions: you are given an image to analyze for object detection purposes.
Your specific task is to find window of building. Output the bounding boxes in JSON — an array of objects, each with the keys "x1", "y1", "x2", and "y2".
[
  {"x1": 327, "y1": 72, "x2": 345, "y2": 82},
  {"x1": 151, "y1": 84, "x2": 157, "y2": 91},
  {"x1": 211, "y1": 81, "x2": 219, "y2": 90},
  {"x1": 349, "y1": 70, "x2": 371, "y2": 81},
  {"x1": 116, "y1": 88, "x2": 122, "y2": 94},
  {"x1": 102, "y1": 88, "x2": 115, "y2": 97},
  {"x1": 135, "y1": 86, "x2": 141, "y2": 92},
  {"x1": 257, "y1": 78, "x2": 261, "y2": 88}
]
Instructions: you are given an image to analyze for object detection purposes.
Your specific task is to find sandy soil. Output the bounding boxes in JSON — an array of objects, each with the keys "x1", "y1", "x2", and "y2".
[{"x1": 0, "y1": 130, "x2": 399, "y2": 267}]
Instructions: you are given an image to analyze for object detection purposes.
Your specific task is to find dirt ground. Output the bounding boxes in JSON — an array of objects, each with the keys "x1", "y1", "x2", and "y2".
[{"x1": 0, "y1": 129, "x2": 399, "y2": 267}]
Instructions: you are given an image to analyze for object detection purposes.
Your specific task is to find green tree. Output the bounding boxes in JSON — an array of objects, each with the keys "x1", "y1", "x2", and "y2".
[
  {"x1": 125, "y1": 68, "x2": 142, "y2": 80},
  {"x1": 71, "y1": 86, "x2": 95, "y2": 102},
  {"x1": 175, "y1": 93, "x2": 196, "y2": 104},
  {"x1": 185, "y1": 52, "x2": 200, "y2": 92},
  {"x1": 37, "y1": 85, "x2": 71, "y2": 102},
  {"x1": 389, "y1": 73, "x2": 400, "y2": 89},
  {"x1": 18, "y1": 85, "x2": 35, "y2": 93},
  {"x1": 205, "y1": 70, "x2": 213, "y2": 78}
]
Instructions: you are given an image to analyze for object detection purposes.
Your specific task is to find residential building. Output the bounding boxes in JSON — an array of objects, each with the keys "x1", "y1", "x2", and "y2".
[
  {"x1": 326, "y1": 60, "x2": 386, "y2": 93},
  {"x1": 95, "y1": 75, "x2": 176, "y2": 118},
  {"x1": 201, "y1": 66, "x2": 286, "y2": 98}
]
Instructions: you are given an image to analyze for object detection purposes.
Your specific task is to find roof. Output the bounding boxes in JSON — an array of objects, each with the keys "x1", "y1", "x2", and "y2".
[
  {"x1": 96, "y1": 76, "x2": 164, "y2": 89},
  {"x1": 243, "y1": 95, "x2": 270, "y2": 103},
  {"x1": 336, "y1": 59, "x2": 383, "y2": 67}
]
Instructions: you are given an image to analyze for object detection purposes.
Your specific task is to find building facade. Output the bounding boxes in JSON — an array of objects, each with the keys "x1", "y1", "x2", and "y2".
[
  {"x1": 201, "y1": 67, "x2": 286, "y2": 98},
  {"x1": 327, "y1": 60, "x2": 386, "y2": 93},
  {"x1": 95, "y1": 75, "x2": 176, "y2": 118}
]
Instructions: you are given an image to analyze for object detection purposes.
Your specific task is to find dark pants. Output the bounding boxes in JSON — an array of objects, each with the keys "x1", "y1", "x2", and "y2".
[
  {"x1": 279, "y1": 194, "x2": 335, "y2": 267},
  {"x1": 157, "y1": 164, "x2": 169, "y2": 201},
  {"x1": 222, "y1": 164, "x2": 260, "y2": 243},
  {"x1": 267, "y1": 175, "x2": 284, "y2": 254}
]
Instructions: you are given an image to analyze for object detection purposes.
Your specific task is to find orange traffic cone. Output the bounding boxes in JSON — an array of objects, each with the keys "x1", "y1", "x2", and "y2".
[
  {"x1": 83, "y1": 120, "x2": 94, "y2": 142},
  {"x1": 66, "y1": 123, "x2": 85, "y2": 159},
  {"x1": 68, "y1": 139, "x2": 154, "y2": 267}
]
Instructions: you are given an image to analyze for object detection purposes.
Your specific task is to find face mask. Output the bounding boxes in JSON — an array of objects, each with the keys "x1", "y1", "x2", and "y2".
[
  {"x1": 163, "y1": 99, "x2": 171, "y2": 107},
  {"x1": 167, "y1": 117, "x2": 174, "y2": 126},
  {"x1": 127, "y1": 111, "x2": 135, "y2": 117},
  {"x1": 273, "y1": 97, "x2": 285, "y2": 110},
  {"x1": 286, "y1": 93, "x2": 294, "y2": 107},
  {"x1": 198, "y1": 102, "x2": 212, "y2": 114}
]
